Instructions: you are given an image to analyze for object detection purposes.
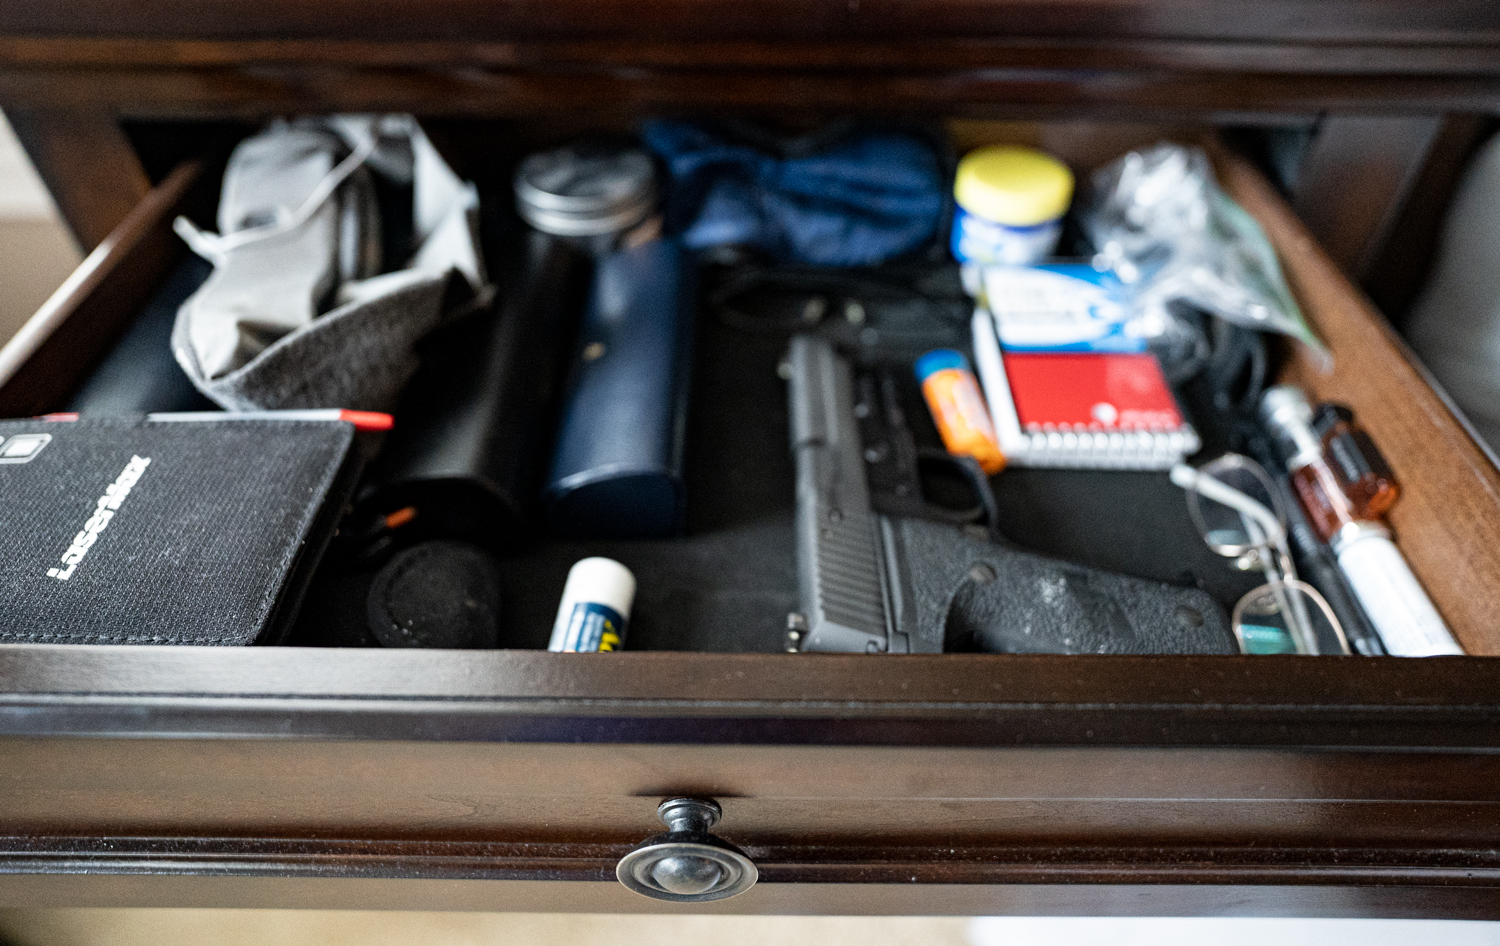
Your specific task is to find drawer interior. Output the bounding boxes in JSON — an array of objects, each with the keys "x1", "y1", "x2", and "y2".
[{"x1": 5, "y1": 115, "x2": 1499, "y2": 660}]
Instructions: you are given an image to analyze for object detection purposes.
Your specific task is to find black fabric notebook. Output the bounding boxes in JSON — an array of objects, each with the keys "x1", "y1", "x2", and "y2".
[{"x1": 0, "y1": 417, "x2": 359, "y2": 645}]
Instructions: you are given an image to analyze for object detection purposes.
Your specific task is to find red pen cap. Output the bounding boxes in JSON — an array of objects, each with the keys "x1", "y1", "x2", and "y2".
[{"x1": 338, "y1": 410, "x2": 395, "y2": 432}]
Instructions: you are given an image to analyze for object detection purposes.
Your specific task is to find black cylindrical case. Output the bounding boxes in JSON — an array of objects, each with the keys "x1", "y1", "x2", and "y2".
[
  {"x1": 67, "y1": 257, "x2": 218, "y2": 416},
  {"x1": 361, "y1": 231, "x2": 592, "y2": 546},
  {"x1": 545, "y1": 238, "x2": 694, "y2": 539}
]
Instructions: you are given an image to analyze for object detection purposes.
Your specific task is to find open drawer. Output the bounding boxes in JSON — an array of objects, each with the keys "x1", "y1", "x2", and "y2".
[{"x1": 0, "y1": 119, "x2": 1498, "y2": 919}]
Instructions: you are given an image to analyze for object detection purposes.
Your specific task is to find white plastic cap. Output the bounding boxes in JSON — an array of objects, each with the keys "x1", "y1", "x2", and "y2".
[{"x1": 560, "y1": 556, "x2": 637, "y2": 619}]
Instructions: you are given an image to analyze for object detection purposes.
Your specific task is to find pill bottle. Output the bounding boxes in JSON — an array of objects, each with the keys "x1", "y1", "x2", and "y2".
[
  {"x1": 915, "y1": 349, "x2": 1007, "y2": 475},
  {"x1": 548, "y1": 557, "x2": 636, "y2": 652},
  {"x1": 950, "y1": 146, "x2": 1074, "y2": 272}
]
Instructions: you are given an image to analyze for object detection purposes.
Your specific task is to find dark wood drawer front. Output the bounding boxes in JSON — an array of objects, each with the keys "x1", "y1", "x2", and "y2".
[{"x1": 1, "y1": 648, "x2": 1498, "y2": 912}]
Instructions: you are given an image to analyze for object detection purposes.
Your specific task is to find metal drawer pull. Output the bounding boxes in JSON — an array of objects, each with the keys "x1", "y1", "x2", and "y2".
[{"x1": 616, "y1": 797, "x2": 758, "y2": 902}]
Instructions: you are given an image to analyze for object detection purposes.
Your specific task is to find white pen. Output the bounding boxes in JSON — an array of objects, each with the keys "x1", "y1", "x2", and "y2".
[
  {"x1": 969, "y1": 306, "x2": 1028, "y2": 458},
  {"x1": 39, "y1": 409, "x2": 394, "y2": 432}
]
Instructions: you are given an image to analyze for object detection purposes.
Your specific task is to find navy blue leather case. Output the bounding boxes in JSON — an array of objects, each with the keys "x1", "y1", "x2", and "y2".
[{"x1": 545, "y1": 239, "x2": 695, "y2": 539}]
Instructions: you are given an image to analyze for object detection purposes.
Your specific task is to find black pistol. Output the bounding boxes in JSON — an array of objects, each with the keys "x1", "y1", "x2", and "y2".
[{"x1": 787, "y1": 334, "x2": 1236, "y2": 654}]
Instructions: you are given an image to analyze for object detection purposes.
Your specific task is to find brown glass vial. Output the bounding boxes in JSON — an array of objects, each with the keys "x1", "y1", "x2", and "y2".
[
  {"x1": 1261, "y1": 388, "x2": 1366, "y2": 544},
  {"x1": 1313, "y1": 404, "x2": 1400, "y2": 520},
  {"x1": 1288, "y1": 457, "x2": 1361, "y2": 544}
]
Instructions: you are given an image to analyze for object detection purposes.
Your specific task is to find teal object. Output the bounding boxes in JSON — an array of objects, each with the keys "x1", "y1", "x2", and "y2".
[{"x1": 1239, "y1": 624, "x2": 1297, "y2": 655}]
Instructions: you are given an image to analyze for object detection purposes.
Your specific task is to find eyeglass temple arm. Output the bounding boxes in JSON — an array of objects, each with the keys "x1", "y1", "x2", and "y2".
[{"x1": 1169, "y1": 463, "x2": 1290, "y2": 551}]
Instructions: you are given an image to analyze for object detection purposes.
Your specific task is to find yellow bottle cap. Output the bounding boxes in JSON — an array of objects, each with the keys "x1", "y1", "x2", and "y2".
[{"x1": 954, "y1": 146, "x2": 1074, "y2": 228}]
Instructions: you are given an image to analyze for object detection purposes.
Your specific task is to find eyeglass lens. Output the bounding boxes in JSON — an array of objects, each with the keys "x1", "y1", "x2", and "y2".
[{"x1": 1232, "y1": 579, "x2": 1343, "y2": 655}]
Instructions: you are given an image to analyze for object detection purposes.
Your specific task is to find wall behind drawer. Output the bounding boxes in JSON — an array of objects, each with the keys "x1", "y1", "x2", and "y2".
[{"x1": 0, "y1": 110, "x2": 81, "y2": 346}]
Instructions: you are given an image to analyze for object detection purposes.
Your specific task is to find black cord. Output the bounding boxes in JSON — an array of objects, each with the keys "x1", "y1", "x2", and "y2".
[{"x1": 1202, "y1": 318, "x2": 1268, "y2": 414}]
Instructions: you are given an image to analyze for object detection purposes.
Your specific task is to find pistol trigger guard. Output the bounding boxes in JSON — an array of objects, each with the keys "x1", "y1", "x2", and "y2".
[
  {"x1": 911, "y1": 449, "x2": 1002, "y2": 541},
  {"x1": 950, "y1": 453, "x2": 1001, "y2": 541}
]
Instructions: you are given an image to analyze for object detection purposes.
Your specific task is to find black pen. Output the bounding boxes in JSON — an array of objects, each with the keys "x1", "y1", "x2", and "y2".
[{"x1": 1248, "y1": 436, "x2": 1385, "y2": 655}]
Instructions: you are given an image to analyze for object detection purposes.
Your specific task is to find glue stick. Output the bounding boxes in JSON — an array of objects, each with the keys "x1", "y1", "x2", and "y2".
[{"x1": 549, "y1": 557, "x2": 636, "y2": 652}]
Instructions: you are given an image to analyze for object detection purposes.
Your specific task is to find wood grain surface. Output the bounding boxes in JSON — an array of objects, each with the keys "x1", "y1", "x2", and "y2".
[
  {"x1": 3, "y1": 36, "x2": 1500, "y2": 75},
  {"x1": 3, "y1": 0, "x2": 1499, "y2": 43},
  {"x1": 2, "y1": 737, "x2": 1499, "y2": 841},
  {"x1": 3, "y1": 15, "x2": 1500, "y2": 118},
  {"x1": 1, "y1": 64, "x2": 1497, "y2": 119}
]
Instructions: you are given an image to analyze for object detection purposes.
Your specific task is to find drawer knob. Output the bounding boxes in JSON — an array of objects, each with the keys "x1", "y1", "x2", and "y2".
[{"x1": 616, "y1": 797, "x2": 758, "y2": 902}]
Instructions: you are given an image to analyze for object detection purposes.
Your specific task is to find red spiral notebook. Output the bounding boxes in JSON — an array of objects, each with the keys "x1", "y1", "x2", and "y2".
[
  {"x1": 1006, "y1": 352, "x2": 1182, "y2": 428},
  {"x1": 972, "y1": 311, "x2": 1200, "y2": 469},
  {"x1": 1002, "y1": 352, "x2": 1199, "y2": 468}
]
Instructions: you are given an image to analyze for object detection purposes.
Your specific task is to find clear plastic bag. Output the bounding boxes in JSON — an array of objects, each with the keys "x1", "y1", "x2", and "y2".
[{"x1": 1085, "y1": 143, "x2": 1327, "y2": 357}]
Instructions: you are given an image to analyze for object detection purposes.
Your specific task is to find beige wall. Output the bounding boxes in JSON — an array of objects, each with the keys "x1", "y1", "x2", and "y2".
[
  {"x1": 0, "y1": 111, "x2": 83, "y2": 346},
  {"x1": 0, "y1": 909, "x2": 1494, "y2": 946}
]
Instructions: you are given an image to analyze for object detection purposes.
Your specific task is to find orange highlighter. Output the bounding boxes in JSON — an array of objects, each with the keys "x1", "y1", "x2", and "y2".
[{"x1": 914, "y1": 349, "x2": 1007, "y2": 475}]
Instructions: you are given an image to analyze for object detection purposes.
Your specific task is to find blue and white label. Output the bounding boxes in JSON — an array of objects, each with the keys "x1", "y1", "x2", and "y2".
[
  {"x1": 981, "y1": 263, "x2": 1145, "y2": 353},
  {"x1": 553, "y1": 601, "x2": 627, "y2": 652},
  {"x1": 951, "y1": 207, "x2": 1062, "y2": 268}
]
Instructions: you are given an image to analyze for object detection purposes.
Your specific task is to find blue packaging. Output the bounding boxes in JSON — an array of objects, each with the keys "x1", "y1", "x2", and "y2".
[
  {"x1": 554, "y1": 601, "x2": 628, "y2": 652},
  {"x1": 951, "y1": 207, "x2": 1064, "y2": 269},
  {"x1": 980, "y1": 262, "x2": 1145, "y2": 353}
]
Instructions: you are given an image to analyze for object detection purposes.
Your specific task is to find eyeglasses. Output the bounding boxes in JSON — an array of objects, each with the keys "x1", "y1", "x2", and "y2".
[{"x1": 1171, "y1": 454, "x2": 1349, "y2": 655}]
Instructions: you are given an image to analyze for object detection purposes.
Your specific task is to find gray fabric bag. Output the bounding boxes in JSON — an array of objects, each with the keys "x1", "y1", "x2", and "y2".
[{"x1": 171, "y1": 115, "x2": 490, "y2": 412}]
